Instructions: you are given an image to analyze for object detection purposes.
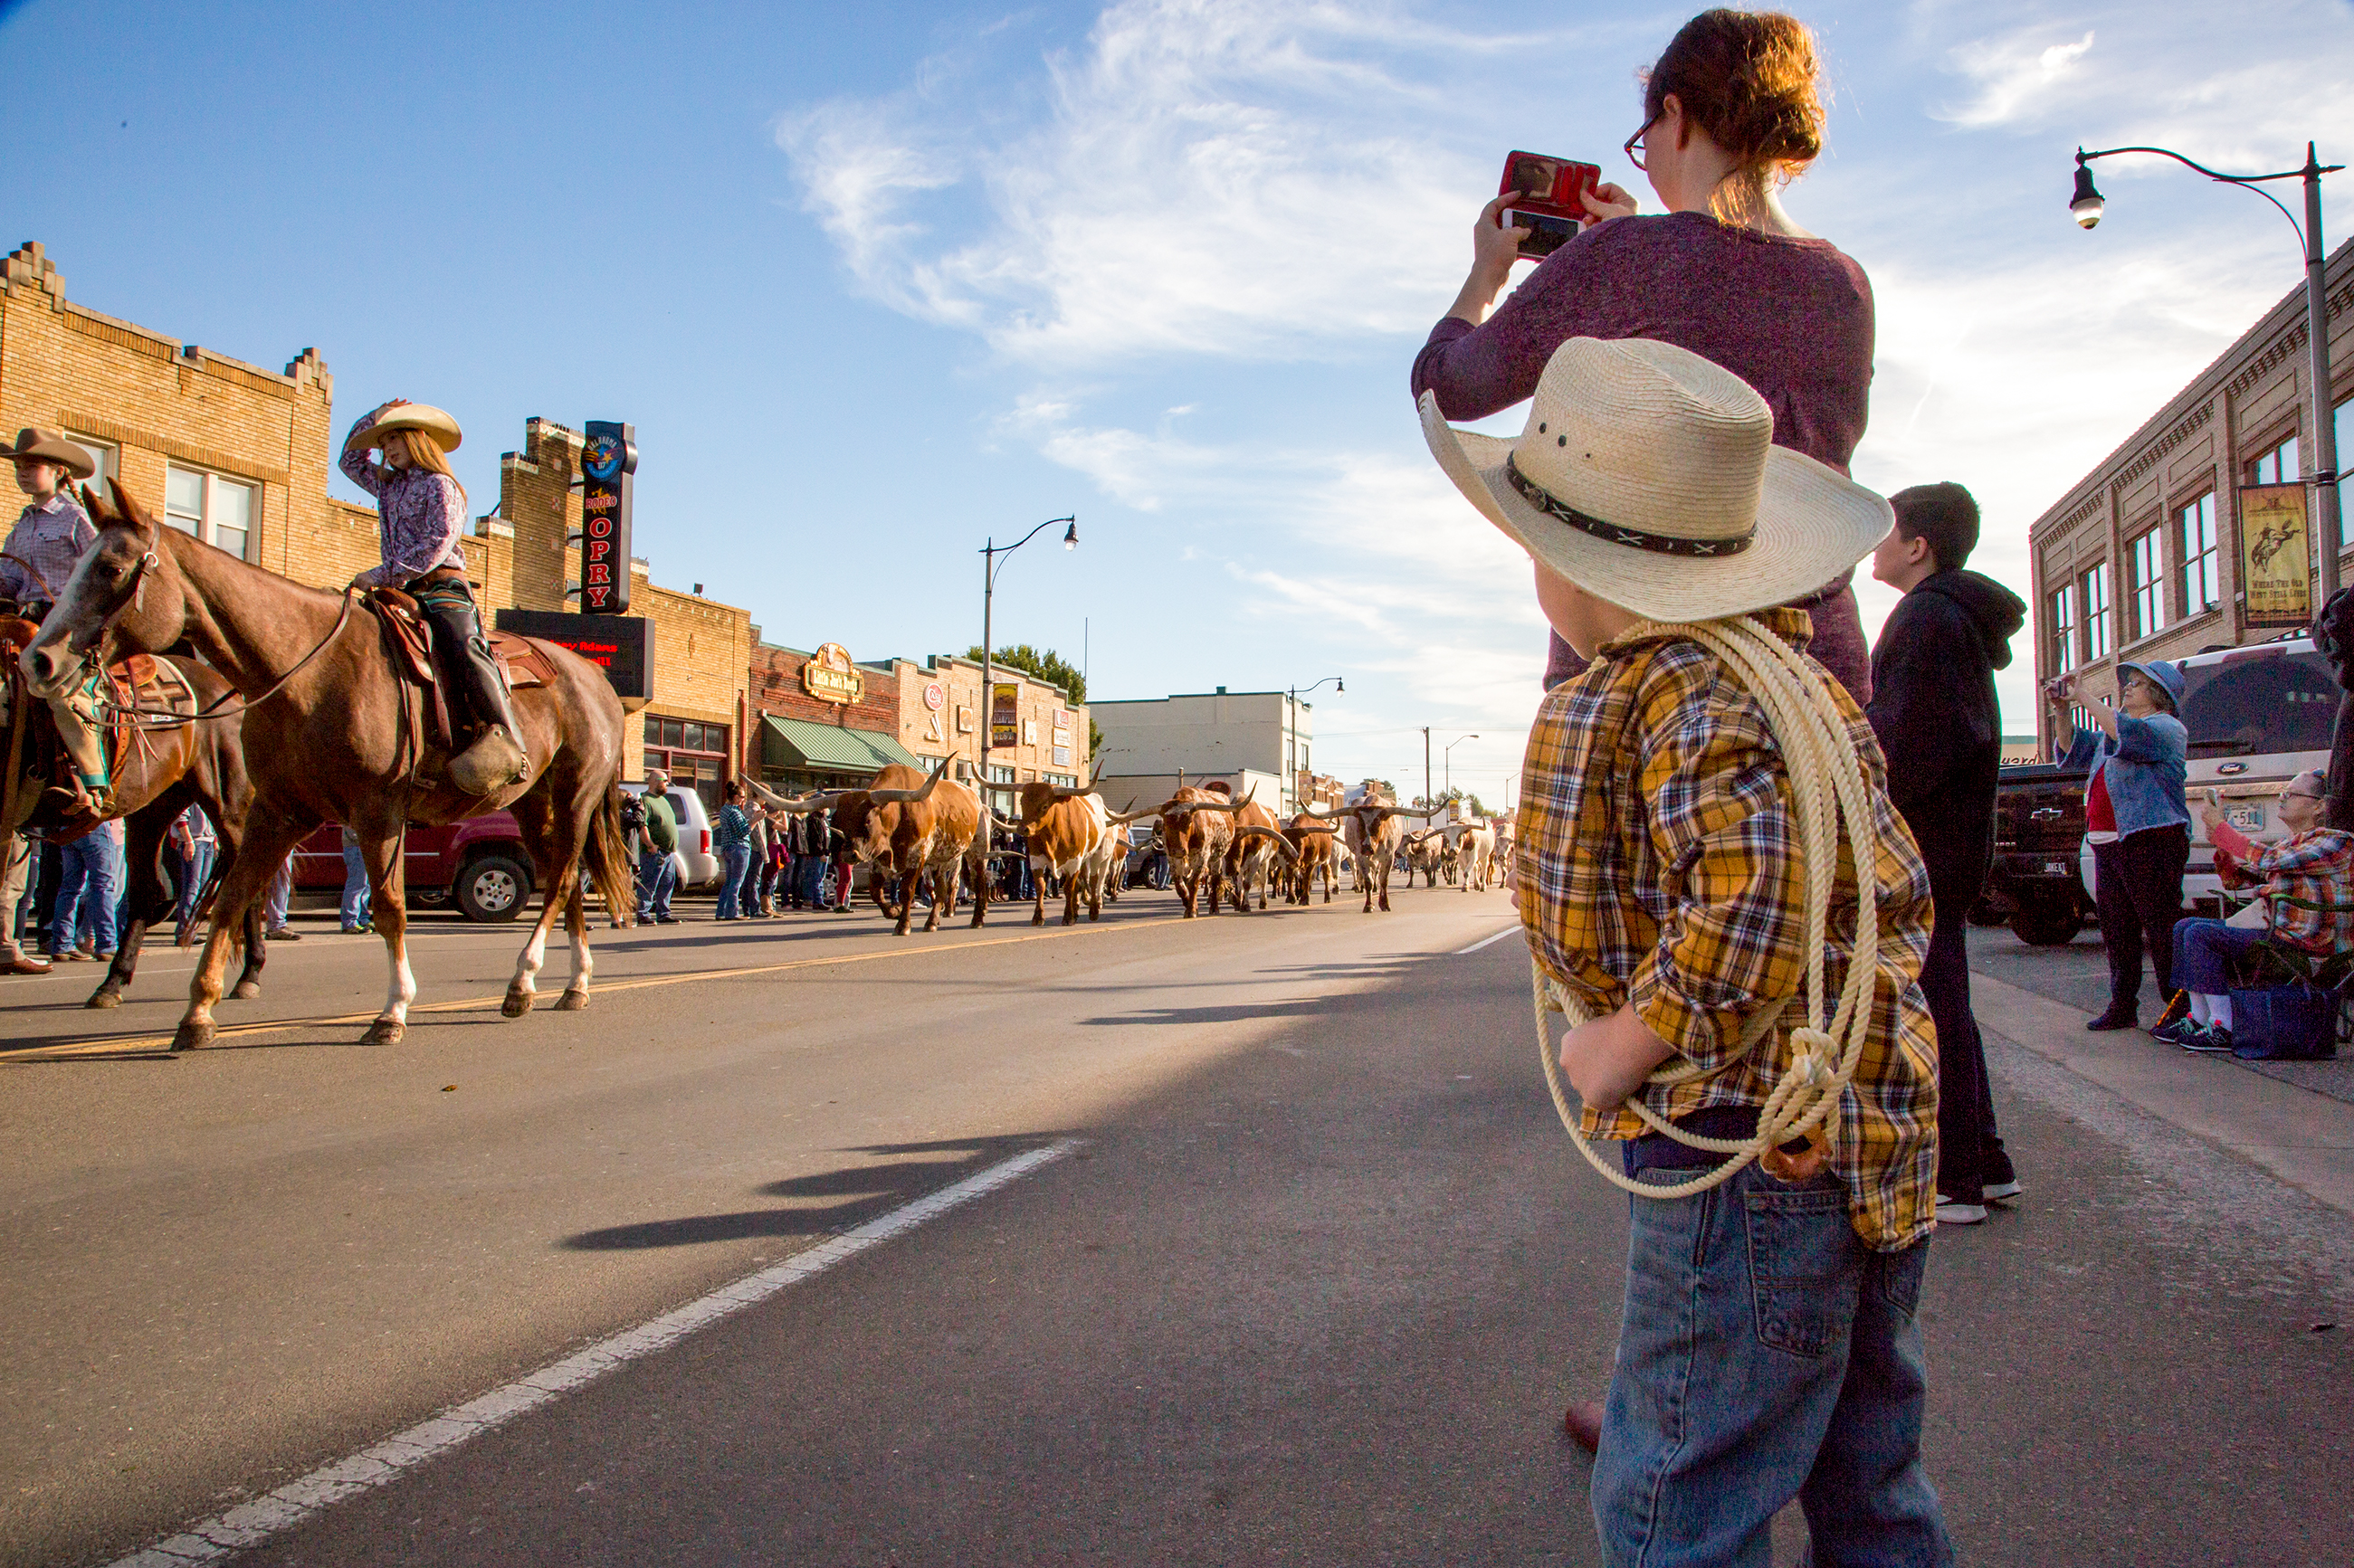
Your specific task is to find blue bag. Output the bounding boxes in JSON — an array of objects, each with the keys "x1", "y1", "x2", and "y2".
[{"x1": 2225, "y1": 981, "x2": 2340, "y2": 1061}]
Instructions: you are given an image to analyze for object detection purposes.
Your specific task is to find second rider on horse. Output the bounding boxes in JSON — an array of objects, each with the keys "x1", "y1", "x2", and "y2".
[{"x1": 339, "y1": 401, "x2": 529, "y2": 797}]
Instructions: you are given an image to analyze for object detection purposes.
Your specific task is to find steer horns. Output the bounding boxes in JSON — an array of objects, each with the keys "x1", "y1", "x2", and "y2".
[
  {"x1": 1155, "y1": 783, "x2": 1256, "y2": 817},
  {"x1": 1233, "y1": 824, "x2": 1299, "y2": 863},
  {"x1": 864, "y1": 753, "x2": 953, "y2": 805}
]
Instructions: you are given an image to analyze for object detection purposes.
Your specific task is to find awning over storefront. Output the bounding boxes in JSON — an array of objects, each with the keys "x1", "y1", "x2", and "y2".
[{"x1": 759, "y1": 714, "x2": 920, "y2": 776}]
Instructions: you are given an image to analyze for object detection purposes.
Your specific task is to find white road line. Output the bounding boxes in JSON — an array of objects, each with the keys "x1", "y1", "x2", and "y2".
[
  {"x1": 1452, "y1": 926, "x2": 1521, "y2": 955},
  {"x1": 106, "y1": 1139, "x2": 1080, "y2": 1568}
]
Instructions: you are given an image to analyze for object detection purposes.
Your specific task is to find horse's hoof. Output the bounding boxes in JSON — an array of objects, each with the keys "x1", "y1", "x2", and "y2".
[
  {"x1": 500, "y1": 989, "x2": 533, "y2": 1019},
  {"x1": 172, "y1": 1020, "x2": 214, "y2": 1052},
  {"x1": 554, "y1": 990, "x2": 588, "y2": 1012},
  {"x1": 359, "y1": 1019, "x2": 405, "y2": 1047},
  {"x1": 85, "y1": 990, "x2": 121, "y2": 1010},
  {"x1": 230, "y1": 980, "x2": 262, "y2": 1001}
]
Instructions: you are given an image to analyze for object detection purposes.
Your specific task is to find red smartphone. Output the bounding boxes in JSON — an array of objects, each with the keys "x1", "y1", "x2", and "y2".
[{"x1": 1499, "y1": 150, "x2": 1601, "y2": 259}]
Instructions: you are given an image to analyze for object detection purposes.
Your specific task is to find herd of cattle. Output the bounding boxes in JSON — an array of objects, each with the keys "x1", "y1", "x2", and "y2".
[{"x1": 746, "y1": 759, "x2": 1512, "y2": 936}]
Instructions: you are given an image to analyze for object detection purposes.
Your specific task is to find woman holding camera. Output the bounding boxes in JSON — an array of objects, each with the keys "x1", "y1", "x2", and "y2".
[{"x1": 1413, "y1": 8, "x2": 1876, "y2": 700}]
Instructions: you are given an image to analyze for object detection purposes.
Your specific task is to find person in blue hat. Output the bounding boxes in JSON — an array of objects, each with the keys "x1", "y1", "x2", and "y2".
[{"x1": 2049, "y1": 659, "x2": 2190, "y2": 1030}]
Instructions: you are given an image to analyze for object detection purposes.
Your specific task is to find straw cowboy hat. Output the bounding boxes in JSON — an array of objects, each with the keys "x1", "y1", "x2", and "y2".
[
  {"x1": 0, "y1": 427, "x2": 96, "y2": 480},
  {"x1": 368, "y1": 404, "x2": 462, "y2": 453},
  {"x1": 1418, "y1": 337, "x2": 1892, "y2": 622}
]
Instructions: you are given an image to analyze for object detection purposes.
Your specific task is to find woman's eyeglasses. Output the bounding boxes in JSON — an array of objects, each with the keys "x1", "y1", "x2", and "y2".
[{"x1": 1625, "y1": 117, "x2": 1658, "y2": 172}]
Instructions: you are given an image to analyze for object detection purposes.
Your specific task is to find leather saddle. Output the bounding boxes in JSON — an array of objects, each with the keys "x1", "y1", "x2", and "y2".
[{"x1": 362, "y1": 586, "x2": 554, "y2": 751}]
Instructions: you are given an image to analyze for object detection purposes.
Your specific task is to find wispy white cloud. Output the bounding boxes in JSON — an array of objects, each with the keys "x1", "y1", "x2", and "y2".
[{"x1": 1938, "y1": 28, "x2": 2094, "y2": 128}]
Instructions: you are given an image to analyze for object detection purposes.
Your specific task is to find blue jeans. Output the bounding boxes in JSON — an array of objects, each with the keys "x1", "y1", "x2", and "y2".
[
  {"x1": 799, "y1": 856, "x2": 829, "y2": 908},
  {"x1": 2170, "y1": 917, "x2": 2269, "y2": 994},
  {"x1": 53, "y1": 833, "x2": 119, "y2": 955},
  {"x1": 716, "y1": 843, "x2": 751, "y2": 919},
  {"x1": 635, "y1": 846, "x2": 675, "y2": 920},
  {"x1": 341, "y1": 841, "x2": 373, "y2": 929},
  {"x1": 1593, "y1": 1164, "x2": 1951, "y2": 1568},
  {"x1": 175, "y1": 841, "x2": 214, "y2": 931}
]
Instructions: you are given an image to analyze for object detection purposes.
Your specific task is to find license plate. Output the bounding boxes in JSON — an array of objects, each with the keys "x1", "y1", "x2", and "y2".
[
  {"x1": 2226, "y1": 805, "x2": 2264, "y2": 832},
  {"x1": 2044, "y1": 860, "x2": 2069, "y2": 875}
]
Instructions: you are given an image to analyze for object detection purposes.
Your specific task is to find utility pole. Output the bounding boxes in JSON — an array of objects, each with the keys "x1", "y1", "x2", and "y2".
[{"x1": 1423, "y1": 727, "x2": 1432, "y2": 811}]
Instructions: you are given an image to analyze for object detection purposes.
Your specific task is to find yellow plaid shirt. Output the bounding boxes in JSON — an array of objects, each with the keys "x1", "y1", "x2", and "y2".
[{"x1": 1516, "y1": 611, "x2": 1940, "y2": 1250}]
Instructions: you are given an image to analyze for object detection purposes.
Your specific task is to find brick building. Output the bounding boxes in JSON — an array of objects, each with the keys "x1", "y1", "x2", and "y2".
[
  {"x1": 2028, "y1": 238, "x2": 2353, "y2": 748},
  {"x1": 0, "y1": 240, "x2": 751, "y2": 811}
]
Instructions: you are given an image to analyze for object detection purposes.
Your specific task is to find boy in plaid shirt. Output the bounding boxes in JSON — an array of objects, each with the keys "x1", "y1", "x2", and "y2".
[{"x1": 1421, "y1": 337, "x2": 1951, "y2": 1565}]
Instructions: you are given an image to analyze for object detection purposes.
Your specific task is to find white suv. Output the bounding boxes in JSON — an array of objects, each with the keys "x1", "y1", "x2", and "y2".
[{"x1": 2077, "y1": 637, "x2": 2338, "y2": 914}]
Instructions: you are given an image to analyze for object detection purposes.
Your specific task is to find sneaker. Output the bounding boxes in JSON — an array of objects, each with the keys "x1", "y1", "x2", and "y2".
[
  {"x1": 267, "y1": 927, "x2": 302, "y2": 942},
  {"x1": 1983, "y1": 1180, "x2": 2025, "y2": 1203},
  {"x1": 2150, "y1": 1017, "x2": 2202, "y2": 1046},
  {"x1": 2180, "y1": 1024, "x2": 2236, "y2": 1054},
  {"x1": 1935, "y1": 1197, "x2": 1989, "y2": 1225}
]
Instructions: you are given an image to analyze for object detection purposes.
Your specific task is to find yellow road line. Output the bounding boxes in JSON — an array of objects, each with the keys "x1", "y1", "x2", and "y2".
[{"x1": 0, "y1": 913, "x2": 1190, "y2": 1062}]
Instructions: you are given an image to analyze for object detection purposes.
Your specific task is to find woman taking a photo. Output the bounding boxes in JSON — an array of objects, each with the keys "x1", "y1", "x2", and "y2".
[
  {"x1": 2052, "y1": 660, "x2": 2191, "y2": 1030},
  {"x1": 1413, "y1": 7, "x2": 1876, "y2": 699},
  {"x1": 713, "y1": 780, "x2": 754, "y2": 923}
]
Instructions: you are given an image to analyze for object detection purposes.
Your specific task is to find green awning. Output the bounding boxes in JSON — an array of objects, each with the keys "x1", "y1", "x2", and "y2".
[{"x1": 760, "y1": 713, "x2": 921, "y2": 774}]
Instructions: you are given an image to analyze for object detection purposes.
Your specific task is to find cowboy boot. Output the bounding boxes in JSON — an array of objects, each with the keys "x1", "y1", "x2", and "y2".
[{"x1": 446, "y1": 633, "x2": 530, "y2": 797}]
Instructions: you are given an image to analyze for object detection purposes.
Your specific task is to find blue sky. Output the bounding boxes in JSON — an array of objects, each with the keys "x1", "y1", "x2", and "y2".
[{"x1": 7, "y1": 0, "x2": 2352, "y2": 803}]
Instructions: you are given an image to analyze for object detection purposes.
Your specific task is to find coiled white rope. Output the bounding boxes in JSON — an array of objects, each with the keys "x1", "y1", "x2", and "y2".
[{"x1": 1531, "y1": 615, "x2": 1884, "y2": 1200}]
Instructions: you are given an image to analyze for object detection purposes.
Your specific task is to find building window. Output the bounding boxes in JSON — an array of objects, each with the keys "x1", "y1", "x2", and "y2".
[
  {"x1": 2178, "y1": 492, "x2": 2219, "y2": 614},
  {"x1": 2249, "y1": 432, "x2": 2299, "y2": 487},
  {"x1": 64, "y1": 433, "x2": 118, "y2": 495},
  {"x1": 2050, "y1": 582, "x2": 2079, "y2": 673},
  {"x1": 643, "y1": 716, "x2": 729, "y2": 814},
  {"x1": 164, "y1": 464, "x2": 256, "y2": 561},
  {"x1": 2127, "y1": 527, "x2": 2165, "y2": 640},
  {"x1": 2081, "y1": 561, "x2": 2111, "y2": 660}
]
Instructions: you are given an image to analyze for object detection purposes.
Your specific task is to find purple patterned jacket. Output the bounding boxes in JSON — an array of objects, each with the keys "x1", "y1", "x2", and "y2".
[{"x1": 338, "y1": 409, "x2": 469, "y2": 588}]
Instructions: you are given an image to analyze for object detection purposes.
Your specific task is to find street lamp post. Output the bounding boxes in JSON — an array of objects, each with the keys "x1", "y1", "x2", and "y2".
[
  {"x1": 2071, "y1": 141, "x2": 2345, "y2": 602},
  {"x1": 978, "y1": 517, "x2": 1076, "y2": 813},
  {"x1": 1285, "y1": 676, "x2": 1343, "y2": 812},
  {"x1": 1444, "y1": 733, "x2": 1480, "y2": 804}
]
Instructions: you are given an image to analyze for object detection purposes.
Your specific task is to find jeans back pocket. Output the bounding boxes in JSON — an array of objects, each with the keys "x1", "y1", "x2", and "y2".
[{"x1": 1742, "y1": 1180, "x2": 1861, "y2": 1357}]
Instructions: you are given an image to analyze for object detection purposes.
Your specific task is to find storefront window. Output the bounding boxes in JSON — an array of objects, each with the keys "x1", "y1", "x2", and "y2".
[{"x1": 643, "y1": 716, "x2": 729, "y2": 813}]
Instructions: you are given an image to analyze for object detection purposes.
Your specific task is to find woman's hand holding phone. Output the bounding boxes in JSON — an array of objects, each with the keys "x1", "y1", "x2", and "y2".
[
  {"x1": 1581, "y1": 182, "x2": 1639, "y2": 225},
  {"x1": 1472, "y1": 193, "x2": 1530, "y2": 282}
]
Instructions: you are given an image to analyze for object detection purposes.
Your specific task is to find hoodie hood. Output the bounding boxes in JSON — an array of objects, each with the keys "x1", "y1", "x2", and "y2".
[{"x1": 1916, "y1": 569, "x2": 2027, "y2": 670}]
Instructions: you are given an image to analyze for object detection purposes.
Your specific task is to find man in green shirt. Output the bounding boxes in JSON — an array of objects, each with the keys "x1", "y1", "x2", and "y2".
[{"x1": 634, "y1": 769, "x2": 680, "y2": 924}]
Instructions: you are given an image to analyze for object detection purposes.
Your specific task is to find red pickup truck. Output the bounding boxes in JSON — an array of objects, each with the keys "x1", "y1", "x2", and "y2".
[{"x1": 293, "y1": 813, "x2": 534, "y2": 922}]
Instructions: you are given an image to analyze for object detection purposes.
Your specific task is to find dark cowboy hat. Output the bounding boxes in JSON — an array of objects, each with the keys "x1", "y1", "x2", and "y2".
[{"x1": 0, "y1": 427, "x2": 96, "y2": 480}]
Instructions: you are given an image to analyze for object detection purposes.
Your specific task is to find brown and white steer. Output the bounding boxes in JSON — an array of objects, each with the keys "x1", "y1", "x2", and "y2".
[
  {"x1": 1311, "y1": 794, "x2": 1444, "y2": 912},
  {"x1": 1454, "y1": 818, "x2": 1499, "y2": 891},
  {"x1": 1400, "y1": 828, "x2": 1446, "y2": 889},
  {"x1": 775, "y1": 757, "x2": 986, "y2": 935},
  {"x1": 1222, "y1": 793, "x2": 1297, "y2": 913},
  {"x1": 1013, "y1": 777, "x2": 1156, "y2": 926},
  {"x1": 1151, "y1": 784, "x2": 1252, "y2": 917}
]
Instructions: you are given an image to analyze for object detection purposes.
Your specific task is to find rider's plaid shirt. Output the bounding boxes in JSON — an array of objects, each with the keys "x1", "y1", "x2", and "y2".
[
  {"x1": 0, "y1": 491, "x2": 95, "y2": 603},
  {"x1": 1514, "y1": 610, "x2": 1941, "y2": 1251}
]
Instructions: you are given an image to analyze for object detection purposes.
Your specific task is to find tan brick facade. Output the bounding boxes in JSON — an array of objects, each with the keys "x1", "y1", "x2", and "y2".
[{"x1": 0, "y1": 241, "x2": 751, "y2": 805}]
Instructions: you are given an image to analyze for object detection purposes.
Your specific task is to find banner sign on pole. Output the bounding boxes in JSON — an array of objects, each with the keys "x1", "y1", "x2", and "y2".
[
  {"x1": 991, "y1": 682, "x2": 1020, "y2": 749},
  {"x1": 579, "y1": 420, "x2": 636, "y2": 614},
  {"x1": 2238, "y1": 482, "x2": 2311, "y2": 628}
]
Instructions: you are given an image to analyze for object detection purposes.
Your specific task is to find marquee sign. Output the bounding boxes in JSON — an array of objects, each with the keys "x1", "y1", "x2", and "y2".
[
  {"x1": 579, "y1": 419, "x2": 635, "y2": 614},
  {"x1": 493, "y1": 607, "x2": 653, "y2": 708},
  {"x1": 801, "y1": 642, "x2": 865, "y2": 705}
]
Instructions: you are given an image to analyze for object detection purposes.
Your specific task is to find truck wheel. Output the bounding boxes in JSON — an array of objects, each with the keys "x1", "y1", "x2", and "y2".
[
  {"x1": 457, "y1": 855, "x2": 531, "y2": 923},
  {"x1": 2010, "y1": 899, "x2": 2082, "y2": 946}
]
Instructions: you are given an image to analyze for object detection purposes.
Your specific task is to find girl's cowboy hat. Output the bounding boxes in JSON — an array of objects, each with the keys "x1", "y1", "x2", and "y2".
[
  {"x1": 367, "y1": 404, "x2": 463, "y2": 453},
  {"x1": 1418, "y1": 337, "x2": 1892, "y2": 622},
  {"x1": 0, "y1": 427, "x2": 96, "y2": 480}
]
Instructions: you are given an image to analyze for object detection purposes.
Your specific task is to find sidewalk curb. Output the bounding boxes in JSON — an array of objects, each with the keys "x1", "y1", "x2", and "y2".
[{"x1": 1972, "y1": 972, "x2": 2354, "y2": 1218}]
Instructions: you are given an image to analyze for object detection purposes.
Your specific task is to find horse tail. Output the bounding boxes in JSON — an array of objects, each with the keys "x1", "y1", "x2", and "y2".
[{"x1": 587, "y1": 776, "x2": 636, "y2": 926}]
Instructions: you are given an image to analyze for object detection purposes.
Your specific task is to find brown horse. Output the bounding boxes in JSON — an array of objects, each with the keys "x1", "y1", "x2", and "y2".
[
  {"x1": 2, "y1": 641, "x2": 266, "y2": 1008},
  {"x1": 23, "y1": 479, "x2": 634, "y2": 1050}
]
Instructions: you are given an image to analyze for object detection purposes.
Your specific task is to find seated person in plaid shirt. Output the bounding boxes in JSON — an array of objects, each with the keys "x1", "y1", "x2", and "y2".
[
  {"x1": 1420, "y1": 337, "x2": 1950, "y2": 1565},
  {"x1": 2154, "y1": 771, "x2": 2354, "y2": 1053}
]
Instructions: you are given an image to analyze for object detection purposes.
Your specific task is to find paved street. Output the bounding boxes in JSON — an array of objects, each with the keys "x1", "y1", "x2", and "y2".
[{"x1": 4, "y1": 890, "x2": 2351, "y2": 1567}]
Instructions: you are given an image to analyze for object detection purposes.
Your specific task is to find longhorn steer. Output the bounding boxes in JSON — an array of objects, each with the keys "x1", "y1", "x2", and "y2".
[
  {"x1": 1310, "y1": 795, "x2": 1443, "y2": 912},
  {"x1": 1012, "y1": 774, "x2": 1155, "y2": 926},
  {"x1": 771, "y1": 757, "x2": 986, "y2": 935},
  {"x1": 1281, "y1": 813, "x2": 1340, "y2": 905},
  {"x1": 1400, "y1": 828, "x2": 1445, "y2": 889},
  {"x1": 1222, "y1": 794, "x2": 1295, "y2": 913},
  {"x1": 1151, "y1": 785, "x2": 1252, "y2": 917},
  {"x1": 1454, "y1": 819, "x2": 1499, "y2": 891}
]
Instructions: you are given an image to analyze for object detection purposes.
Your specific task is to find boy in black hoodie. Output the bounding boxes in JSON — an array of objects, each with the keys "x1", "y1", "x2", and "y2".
[{"x1": 1867, "y1": 481, "x2": 2027, "y2": 1225}]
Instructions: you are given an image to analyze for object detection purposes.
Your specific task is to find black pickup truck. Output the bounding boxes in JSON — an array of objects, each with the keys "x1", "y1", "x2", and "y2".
[{"x1": 1985, "y1": 762, "x2": 2094, "y2": 945}]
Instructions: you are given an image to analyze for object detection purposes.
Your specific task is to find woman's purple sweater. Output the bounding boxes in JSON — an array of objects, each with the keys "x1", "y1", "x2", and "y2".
[{"x1": 1412, "y1": 210, "x2": 1877, "y2": 701}]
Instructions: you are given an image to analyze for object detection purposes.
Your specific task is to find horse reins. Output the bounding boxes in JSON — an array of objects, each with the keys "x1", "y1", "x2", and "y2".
[{"x1": 91, "y1": 574, "x2": 357, "y2": 726}]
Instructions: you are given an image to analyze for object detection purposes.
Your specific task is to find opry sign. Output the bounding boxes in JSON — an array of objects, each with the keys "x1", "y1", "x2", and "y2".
[{"x1": 578, "y1": 419, "x2": 635, "y2": 614}]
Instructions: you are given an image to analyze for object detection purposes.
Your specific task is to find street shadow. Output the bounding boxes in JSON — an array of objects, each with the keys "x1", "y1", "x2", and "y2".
[{"x1": 558, "y1": 1134, "x2": 1074, "y2": 1252}]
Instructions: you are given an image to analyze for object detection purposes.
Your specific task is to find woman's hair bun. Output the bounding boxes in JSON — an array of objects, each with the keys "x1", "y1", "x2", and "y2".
[{"x1": 1643, "y1": 9, "x2": 1826, "y2": 182}]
